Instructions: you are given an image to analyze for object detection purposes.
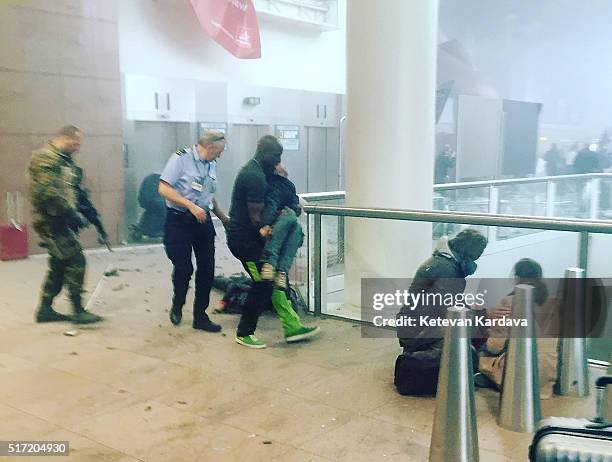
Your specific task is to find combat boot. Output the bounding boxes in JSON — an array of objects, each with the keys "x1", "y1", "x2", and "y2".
[
  {"x1": 72, "y1": 304, "x2": 104, "y2": 324},
  {"x1": 35, "y1": 301, "x2": 71, "y2": 323}
]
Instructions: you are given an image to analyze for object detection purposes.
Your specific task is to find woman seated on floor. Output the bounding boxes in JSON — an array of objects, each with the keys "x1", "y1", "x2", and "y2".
[{"x1": 476, "y1": 258, "x2": 558, "y2": 399}]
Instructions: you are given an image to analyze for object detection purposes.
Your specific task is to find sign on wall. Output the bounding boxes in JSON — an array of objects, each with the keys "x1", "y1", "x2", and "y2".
[
  {"x1": 199, "y1": 122, "x2": 227, "y2": 138},
  {"x1": 188, "y1": 0, "x2": 261, "y2": 59},
  {"x1": 276, "y1": 125, "x2": 300, "y2": 151}
]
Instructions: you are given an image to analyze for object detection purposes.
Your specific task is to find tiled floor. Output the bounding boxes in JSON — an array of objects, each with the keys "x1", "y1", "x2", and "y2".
[{"x1": 0, "y1": 242, "x2": 606, "y2": 462}]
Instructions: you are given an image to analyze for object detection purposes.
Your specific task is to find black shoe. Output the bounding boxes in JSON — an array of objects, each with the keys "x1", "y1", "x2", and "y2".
[
  {"x1": 170, "y1": 307, "x2": 182, "y2": 326},
  {"x1": 474, "y1": 372, "x2": 498, "y2": 390},
  {"x1": 193, "y1": 315, "x2": 221, "y2": 333},
  {"x1": 35, "y1": 306, "x2": 72, "y2": 323},
  {"x1": 72, "y1": 310, "x2": 104, "y2": 324}
]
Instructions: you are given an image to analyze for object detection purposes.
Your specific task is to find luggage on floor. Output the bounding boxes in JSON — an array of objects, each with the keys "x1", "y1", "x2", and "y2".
[
  {"x1": 529, "y1": 375, "x2": 612, "y2": 461},
  {"x1": 1, "y1": 192, "x2": 28, "y2": 261}
]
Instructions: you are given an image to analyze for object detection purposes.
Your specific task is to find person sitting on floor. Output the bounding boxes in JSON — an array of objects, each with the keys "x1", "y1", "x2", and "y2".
[
  {"x1": 476, "y1": 258, "x2": 558, "y2": 399},
  {"x1": 394, "y1": 229, "x2": 488, "y2": 395}
]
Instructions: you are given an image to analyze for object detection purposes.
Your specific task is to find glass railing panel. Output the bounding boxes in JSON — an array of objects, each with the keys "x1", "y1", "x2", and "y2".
[
  {"x1": 435, "y1": 187, "x2": 490, "y2": 214},
  {"x1": 296, "y1": 197, "x2": 345, "y2": 312},
  {"x1": 585, "y1": 232, "x2": 612, "y2": 362},
  {"x1": 552, "y1": 178, "x2": 593, "y2": 219},
  {"x1": 496, "y1": 182, "x2": 547, "y2": 240},
  {"x1": 497, "y1": 182, "x2": 547, "y2": 216},
  {"x1": 599, "y1": 177, "x2": 612, "y2": 220},
  {"x1": 308, "y1": 206, "x2": 612, "y2": 367}
]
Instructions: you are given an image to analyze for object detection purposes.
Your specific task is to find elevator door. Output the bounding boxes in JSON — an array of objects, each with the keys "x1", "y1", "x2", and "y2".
[
  {"x1": 216, "y1": 124, "x2": 270, "y2": 210},
  {"x1": 307, "y1": 127, "x2": 340, "y2": 193},
  {"x1": 307, "y1": 127, "x2": 327, "y2": 193},
  {"x1": 124, "y1": 121, "x2": 191, "y2": 232},
  {"x1": 280, "y1": 127, "x2": 307, "y2": 194}
]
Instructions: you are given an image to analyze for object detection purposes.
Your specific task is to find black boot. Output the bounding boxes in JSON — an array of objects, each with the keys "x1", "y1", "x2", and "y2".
[
  {"x1": 35, "y1": 302, "x2": 71, "y2": 323},
  {"x1": 193, "y1": 313, "x2": 221, "y2": 332},
  {"x1": 170, "y1": 306, "x2": 182, "y2": 326},
  {"x1": 72, "y1": 303, "x2": 104, "y2": 324}
]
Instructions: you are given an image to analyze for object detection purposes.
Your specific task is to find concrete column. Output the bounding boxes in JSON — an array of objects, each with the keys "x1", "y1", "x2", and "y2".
[{"x1": 344, "y1": 0, "x2": 438, "y2": 310}]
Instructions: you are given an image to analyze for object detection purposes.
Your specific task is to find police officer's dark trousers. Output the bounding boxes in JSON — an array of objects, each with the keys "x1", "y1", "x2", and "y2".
[{"x1": 163, "y1": 208, "x2": 215, "y2": 322}]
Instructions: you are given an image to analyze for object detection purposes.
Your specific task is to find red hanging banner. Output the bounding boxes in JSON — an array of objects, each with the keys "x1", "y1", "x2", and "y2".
[{"x1": 189, "y1": 0, "x2": 261, "y2": 59}]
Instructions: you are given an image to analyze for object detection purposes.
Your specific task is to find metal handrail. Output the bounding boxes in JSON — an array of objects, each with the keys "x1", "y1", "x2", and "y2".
[
  {"x1": 299, "y1": 172, "x2": 612, "y2": 201},
  {"x1": 434, "y1": 172, "x2": 612, "y2": 191},
  {"x1": 303, "y1": 204, "x2": 607, "y2": 315},
  {"x1": 303, "y1": 204, "x2": 612, "y2": 234},
  {"x1": 300, "y1": 191, "x2": 345, "y2": 202}
]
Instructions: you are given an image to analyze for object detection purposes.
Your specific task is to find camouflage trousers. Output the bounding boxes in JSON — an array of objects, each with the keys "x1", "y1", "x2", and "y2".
[{"x1": 33, "y1": 219, "x2": 86, "y2": 308}]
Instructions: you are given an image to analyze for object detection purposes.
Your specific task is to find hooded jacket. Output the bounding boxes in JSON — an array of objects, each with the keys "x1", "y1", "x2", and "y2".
[{"x1": 398, "y1": 237, "x2": 469, "y2": 352}]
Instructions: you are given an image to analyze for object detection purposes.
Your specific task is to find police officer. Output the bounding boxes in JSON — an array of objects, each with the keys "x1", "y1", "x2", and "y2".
[
  {"x1": 158, "y1": 130, "x2": 229, "y2": 332},
  {"x1": 28, "y1": 125, "x2": 104, "y2": 324}
]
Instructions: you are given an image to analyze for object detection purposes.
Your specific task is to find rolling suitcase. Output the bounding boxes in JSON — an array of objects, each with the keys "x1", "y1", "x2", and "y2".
[{"x1": 529, "y1": 375, "x2": 612, "y2": 461}]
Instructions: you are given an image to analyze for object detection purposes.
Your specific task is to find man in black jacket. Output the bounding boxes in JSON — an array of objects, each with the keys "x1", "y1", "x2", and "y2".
[
  {"x1": 226, "y1": 135, "x2": 319, "y2": 349},
  {"x1": 394, "y1": 229, "x2": 487, "y2": 395},
  {"x1": 259, "y1": 164, "x2": 303, "y2": 289},
  {"x1": 398, "y1": 228, "x2": 488, "y2": 351}
]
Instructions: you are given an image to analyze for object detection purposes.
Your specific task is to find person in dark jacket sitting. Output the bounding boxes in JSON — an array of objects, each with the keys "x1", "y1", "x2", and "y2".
[
  {"x1": 398, "y1": 228, "x2": 488, "y2": 351},
  {"x1": 394, "y1": 229, "x2": 487, "y2": 395},
  {"x1": 259, "y1": 164, "x2": 304, "y2": 289}
]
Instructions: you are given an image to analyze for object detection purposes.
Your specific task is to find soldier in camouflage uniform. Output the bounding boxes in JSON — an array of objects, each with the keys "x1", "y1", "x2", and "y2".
[{"x1": 28, "y1": 125, "x2": 104, "y2": 324}]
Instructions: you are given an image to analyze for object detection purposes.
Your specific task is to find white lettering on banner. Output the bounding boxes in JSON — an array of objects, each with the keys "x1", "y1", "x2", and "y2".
[
  {"x1": 418, "y1": 316, "x2": 528, "y2": 328},
  {"x1": 474, "y1": 316, "x2": 528, "y2": 328},
  {"x1": 372, "y1": 316, "x2": 417, "y2": 327},
  {"x1": 371, "y1": 289, "x2": 487, "y2": 310},
  {"x1": 228, "y1": 0, "x2": 248, "y2": 12},
  {"x1": 420, "y1": 316, "x2": 473, "y2": 327}
]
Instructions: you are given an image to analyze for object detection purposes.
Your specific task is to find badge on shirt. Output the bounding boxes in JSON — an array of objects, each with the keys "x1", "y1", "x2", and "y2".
[{"x1": 191, "y1": 180, "x2": 203, "y2": 192}]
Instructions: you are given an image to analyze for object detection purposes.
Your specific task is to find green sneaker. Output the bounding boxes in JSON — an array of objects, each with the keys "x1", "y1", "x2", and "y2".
[
  {"x1": 235, "y1": 335, "x2": 267, "y2": 349},
  {"x1": 285, "y1": 325, "x2": 320, "y2": 343}
]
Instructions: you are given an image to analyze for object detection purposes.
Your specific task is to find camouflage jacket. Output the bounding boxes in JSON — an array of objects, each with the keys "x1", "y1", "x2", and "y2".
[{"x1": 28, "y1": 143, "x2": 80, "y2": 221}]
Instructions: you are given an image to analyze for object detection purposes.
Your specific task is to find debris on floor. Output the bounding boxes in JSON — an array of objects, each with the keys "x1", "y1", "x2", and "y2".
[{"x1": 112, "y1": 283, "x2": 129, "y2": 292}]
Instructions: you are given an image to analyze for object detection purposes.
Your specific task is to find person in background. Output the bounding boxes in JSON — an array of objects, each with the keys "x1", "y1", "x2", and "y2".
[
  {"x1": 572, "y1": 143, "x2": 602, "y2": 216},
  {"x1": 158, "y1": 130, "x2": 229, "y2": 332},
  {"x1": 544, "y1": 143, "x2": 566, "y2": 176},
  {"x1": 476, "y1": 258, "x2": 557, "y2": 399},
  {"x1": 573, "y1": 143, "x2": 600, "y2": 174},
  {"x1": 28, "y1": 125, "x2": 104, "y2": 324},
  {"x1": 434, "y1": 144, "x2": 456, "y2": 184}
]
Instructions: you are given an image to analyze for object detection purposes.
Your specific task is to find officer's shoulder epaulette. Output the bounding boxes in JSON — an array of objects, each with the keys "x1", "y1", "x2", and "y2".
[{"x1": 175, "y1": 147, "x2": 189, "y2": 156}]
